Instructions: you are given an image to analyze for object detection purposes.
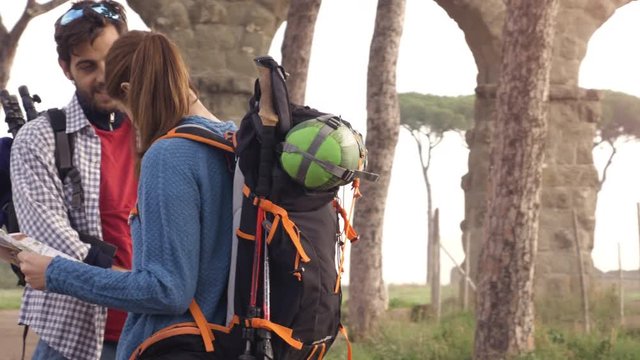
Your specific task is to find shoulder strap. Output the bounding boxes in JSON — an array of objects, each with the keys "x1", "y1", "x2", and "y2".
[
  {"x1": 160, "y1": 124, "x2": 236, "y2": 154},
  {"x1": 47, "y1": 108, "x2": 83, "y2": 208}
]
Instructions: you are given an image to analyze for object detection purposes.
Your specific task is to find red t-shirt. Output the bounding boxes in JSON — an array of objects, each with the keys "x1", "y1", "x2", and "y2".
[{"x1": 94, "y1": 119, "x2": 137, "y2": 342}]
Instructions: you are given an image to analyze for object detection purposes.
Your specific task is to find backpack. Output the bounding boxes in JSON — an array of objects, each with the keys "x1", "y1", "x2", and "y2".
[
  {"x1": 129, "y1": 56, "x2": 378, "y2": 360},
  {"x1": 0, "y1": 87, "x2": 116, "y2": 285}
]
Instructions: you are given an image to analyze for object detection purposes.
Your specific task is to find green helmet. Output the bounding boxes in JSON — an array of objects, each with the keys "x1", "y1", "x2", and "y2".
[{"x1": 280, "y1": 115, "x2": 377, "y2": 190}]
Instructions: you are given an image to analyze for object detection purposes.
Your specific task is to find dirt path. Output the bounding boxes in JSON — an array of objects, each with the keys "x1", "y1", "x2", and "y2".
[{"x1": 0, "y1": 310, "x2": 37, "y2": 360}]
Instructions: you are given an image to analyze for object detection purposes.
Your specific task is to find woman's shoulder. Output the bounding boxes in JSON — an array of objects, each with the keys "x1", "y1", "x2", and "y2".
[{"x1": 145, "y1": 126, "x2": 232, "y2": 168}]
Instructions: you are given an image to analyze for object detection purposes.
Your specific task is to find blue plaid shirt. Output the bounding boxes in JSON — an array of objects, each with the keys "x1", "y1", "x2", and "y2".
[{"x1": 10, "y1": 94, "x2": 108, "y2": 360}]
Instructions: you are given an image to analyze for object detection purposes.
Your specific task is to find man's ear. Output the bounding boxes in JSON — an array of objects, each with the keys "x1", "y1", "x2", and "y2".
[{"x1": 58, "y1": 58, "x2": 72, "y2": 81}]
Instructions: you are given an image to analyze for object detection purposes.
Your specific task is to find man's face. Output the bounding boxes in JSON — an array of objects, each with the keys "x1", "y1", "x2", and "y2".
[{"x1": 59, "y1": 24, "x2": 120, "y2": 113}]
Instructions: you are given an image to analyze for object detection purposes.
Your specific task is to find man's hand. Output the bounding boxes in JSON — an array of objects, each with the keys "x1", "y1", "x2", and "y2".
[{"x1": 17, "y1": 252, "x2": 53, "y2": 290}]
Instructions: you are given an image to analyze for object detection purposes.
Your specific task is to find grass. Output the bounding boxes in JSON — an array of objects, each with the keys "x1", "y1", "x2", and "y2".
[
  {"x1": 0, "y1": 289, "x2": 22, "y2": 310},
  {"x1": 326, "y1": 284, "x2": 640, "y2": 360},
  {"x1": 0, "y1": 264, "x2": 20, "y2": 288},
  {"x1": 3, "y1": 277, "x2": 640, "y2": 359}
]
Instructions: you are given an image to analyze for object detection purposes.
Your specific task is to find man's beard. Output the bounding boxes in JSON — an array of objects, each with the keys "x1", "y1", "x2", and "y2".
[{"x1": 76, "y1": 86, "x2": 117, "y2": 115}]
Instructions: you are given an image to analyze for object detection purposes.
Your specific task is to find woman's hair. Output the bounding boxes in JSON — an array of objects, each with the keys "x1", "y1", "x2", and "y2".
[{"x1": 105, "y1": 30, "x2": 191, "y2": 171}]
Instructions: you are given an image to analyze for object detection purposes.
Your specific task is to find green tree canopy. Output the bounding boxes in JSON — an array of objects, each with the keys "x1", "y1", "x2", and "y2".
[
  {"x1": 598, "y1": 90, "x2": 640, "y2": 145},
  {"x1": 398, "y1": 92, "x2": 474, "y2": 135},
  {"x1": 398, "y1": 92, "x2": 474, "y2": 288},
  {"x1": 594, "y1": 90, "x2": 640, "y2": 190}
]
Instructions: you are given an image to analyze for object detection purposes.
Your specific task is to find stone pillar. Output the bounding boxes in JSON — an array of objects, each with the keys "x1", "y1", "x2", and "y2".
[
  {"x1": 127, "y1": 0, "x2": 290, "y2": 121},
  {"x1": 537, "y1": 86, "x2": 600, "y2": 298},
  {"x1": 436, "y1": 0, "x2": 633, "y2": 301}
]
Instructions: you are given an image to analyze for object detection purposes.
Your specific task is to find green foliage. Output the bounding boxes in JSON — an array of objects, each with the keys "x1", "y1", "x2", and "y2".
[
  {"x1": 387, "y1": 284, "x2": 429, "y2": 309},
  {"x1": 326, "y1": 312, "x2": 640, "y2": 360},
  {"x1": 0, "y1": 264, "x2": 19, "y2": 288},
  {"x1": 330, "y1": 285, "x2": 640, "y2": 360},
  {"x1": 398, "y1": 92, "x2": 474, "y2": 136},
  {"x1": 598, "y1": 90, "x2": 640, "y2": 144},
  {"x1": 0, "y1": 289, "x2": 22, "y2": 310},
  {"x1": 326, "y1": 312, "x2": 475, "y2": 360}
]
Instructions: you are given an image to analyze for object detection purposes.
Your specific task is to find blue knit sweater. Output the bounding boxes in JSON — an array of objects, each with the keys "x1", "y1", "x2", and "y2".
[{"x1": 46, "y1": 116, "x2": 236, "y2": 359}]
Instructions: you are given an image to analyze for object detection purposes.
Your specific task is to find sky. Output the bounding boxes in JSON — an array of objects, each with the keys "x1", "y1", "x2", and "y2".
[{"x1": 1, "y1": 0, "x2": 640, "y2": 285}]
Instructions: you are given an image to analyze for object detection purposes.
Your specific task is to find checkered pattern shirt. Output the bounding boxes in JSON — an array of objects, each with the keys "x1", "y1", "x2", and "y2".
[{"x1": 11, "y1": 94, "x2": 107, "y2": 360}]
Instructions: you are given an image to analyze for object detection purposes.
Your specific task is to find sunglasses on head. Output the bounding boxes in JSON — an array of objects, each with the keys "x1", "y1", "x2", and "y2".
[{"x1": 60, "y1": 3, "x2": 121, "y2": 26}]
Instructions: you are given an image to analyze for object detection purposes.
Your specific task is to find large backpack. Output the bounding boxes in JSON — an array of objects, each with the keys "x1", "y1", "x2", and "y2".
[
  {"x1": 0, "y1": 87, "x2": 116, "y2": 285},
  {"x1": 129, "y1": 57, "x2": 378, "y2": 360}
]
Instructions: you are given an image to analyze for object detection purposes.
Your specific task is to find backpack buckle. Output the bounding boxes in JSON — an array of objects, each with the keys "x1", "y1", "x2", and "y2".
[
  {"x1": 324, "y1": 116, "x2": 341, "y2": 129},
  {"x1": 341, "y1": 170, "x2": 355, "y2": 183}
]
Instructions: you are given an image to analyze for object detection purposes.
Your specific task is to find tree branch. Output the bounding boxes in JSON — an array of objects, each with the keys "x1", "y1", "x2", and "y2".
[
  {"x1": 30, "y1": 0, "x2": 69, "y2": 17},
  {"x1": 8, "y1": 0, "x2": 68, "y2": 55},
  {"x1": 0, "y1": 15, "x2": 8, "y2": 38},
  {"x1": 599, "y1": 141, "x2": 617, "y2": 192},
  {"x1": 428, "y1": 132, "x2": 444, "y2": 149}
]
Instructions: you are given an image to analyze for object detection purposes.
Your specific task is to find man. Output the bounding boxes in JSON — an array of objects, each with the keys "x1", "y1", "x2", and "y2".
[{"x1": 10, "y1": 1, "x2": 137, "y2": 359}]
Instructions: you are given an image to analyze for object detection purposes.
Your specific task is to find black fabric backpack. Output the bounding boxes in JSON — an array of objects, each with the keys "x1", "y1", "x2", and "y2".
[
  {"x1": 0, "y1": 88, "x2": 116, "y2": 286},
  {"x1": 129, "y1": 57, "x2": 378, "y2": 360}
]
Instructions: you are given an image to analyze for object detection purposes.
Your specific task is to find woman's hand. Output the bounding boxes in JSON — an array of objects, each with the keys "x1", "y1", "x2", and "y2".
[{"x1": 17, "y1": 252, "x2": 53, "y2": 290}]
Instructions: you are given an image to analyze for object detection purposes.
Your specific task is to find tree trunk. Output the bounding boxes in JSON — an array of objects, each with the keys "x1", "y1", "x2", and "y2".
[
  {"x1": 431, "y1": 208, "x2": 441, "y2": 321},
  {"x1": 348, "y1": 0, "x2": 405, "y2": 341},
  {"x1": 280, "y1": 0, "x2": 322, "y2": 105},
  {"x1": 0, "y1": 0, "x2": 68, "y2": 88},
  {"x1": 473, "y1": 1, "x2": 559, "y2": 359},
  {"x1": 409, "y1": 130, "x2": 433, "y2": 285}
]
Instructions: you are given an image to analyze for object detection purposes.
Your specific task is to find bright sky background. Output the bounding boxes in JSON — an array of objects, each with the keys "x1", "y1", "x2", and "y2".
[{"x1": 2, "y1": 0, "x2": 640, "y2": 285}]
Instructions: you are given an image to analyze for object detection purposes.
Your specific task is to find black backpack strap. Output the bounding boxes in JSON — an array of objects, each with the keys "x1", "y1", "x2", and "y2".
[
  {"x1": 48, "y1": 109, "x2": 118, "y2": 265},
  {"x1": 20, "y1": 325, "x2": 29, "y2": 360},
  {"x1": 47, "y1": 109, "x2": 83, "y2": 209}
]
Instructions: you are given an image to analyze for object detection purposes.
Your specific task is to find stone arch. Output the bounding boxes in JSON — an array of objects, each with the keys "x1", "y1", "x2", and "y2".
[
  {"x1": 127, "y1": 0, "x2": 290, "y2": 121},
  {"x1": 434, "y1": 0, "x2": 634, "y2": 301},
  {"x1": 580, "y1": 2, "x2": 640, "y2": 272}
]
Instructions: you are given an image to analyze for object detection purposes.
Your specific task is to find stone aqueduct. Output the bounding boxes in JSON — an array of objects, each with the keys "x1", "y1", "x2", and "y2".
[{"x1": 128, "y1": 0, "x2": 634, "y2": 297}]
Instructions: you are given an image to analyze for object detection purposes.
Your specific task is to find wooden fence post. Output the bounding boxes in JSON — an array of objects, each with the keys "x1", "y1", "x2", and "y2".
[
  {"x1": 432, "y1": 208, "x2": 441, "y2": 321},
  {"x1": 619, "y1": 242, "x2": 625, "y2": 327},
  {"x1": 572, "y1": 209, "x2": 591, "y2": 333}
]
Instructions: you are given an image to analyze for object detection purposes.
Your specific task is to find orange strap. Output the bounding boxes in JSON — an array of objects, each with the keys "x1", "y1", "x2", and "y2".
[
  {"x1": 293, "y1": 253, "x2": 302, "y2": 282},
  {"x1": 352, "y1": 178, "x2": 362, "y2": 199},
  {"x1": 333, "y1": 200, "x2": 358, "y2": 242},
  {"x1": 339, "y1": 324, "x2": 353, "y2": 360},
  {"x1": 317, "y1": 343, "x2": 327, "y2": 360},
  {"x1": 333, "y1": 199, "x2": 356, "y2": 293},
  {"x1": 236, "y1": 229, "x2": 255, "y2": 241},
  {"x1": 250, "y1": 318, "x2": 304, "y2": 350},
  {"x1": 334, "y1": 244, "x2": 345, "y2": 293},
  {"x1": 243, "y1": 186, "x2": 311, "y2": 262},
  {"x1": 306, "y1": 345, "x2": 319, "y2": 360},
  {"x1": 130, "y1": 325, "x2": 203, "y2": 360},
  {"x1": 265, "y1": 216, "x2": 281, "y2": 244},
  {"x1": 128, "y1": 204, "x2": 139, "y2": 225},
  {"x1": 188, "y1": 300, "x2": 215, "y2": 352},
  {"x1": 129, "y1": 318, "x2": 239, "y2": 360},
  {"x1": 159, "y1": 129, "x2": 235, "y2": 153}
]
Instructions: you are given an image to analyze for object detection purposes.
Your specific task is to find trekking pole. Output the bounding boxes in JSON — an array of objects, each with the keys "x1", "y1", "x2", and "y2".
[
  {"x1": 253, "y1": 56, "x2": 280, "y2": 360},
  {"x1": 239, "y1": 57, "x2": 282, "y2": 360},
  {"x1": 18, "y1": 86, "x2": 41, "y2": 121},
  {"x1": 238, "y1": 210, "x2": 262, "y2": 360},
  {"x1": 1, "y1": 90, "x2": 26, "y2": 138},
  {"x1": 259, "y1": 219, "x2": 274, "y2": 360}
]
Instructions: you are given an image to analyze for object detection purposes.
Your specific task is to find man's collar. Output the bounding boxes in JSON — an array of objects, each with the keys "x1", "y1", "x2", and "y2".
[{"x1": 63, "y1": 94, "x2": 92, "y2": 134}]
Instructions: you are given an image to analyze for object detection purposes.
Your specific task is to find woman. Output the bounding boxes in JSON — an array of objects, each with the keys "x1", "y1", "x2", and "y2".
[{"x1": 17, "y1": 30, "x2": 236, "y2": 359}]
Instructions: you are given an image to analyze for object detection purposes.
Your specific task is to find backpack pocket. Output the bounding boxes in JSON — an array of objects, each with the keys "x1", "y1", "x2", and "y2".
[{"x1": 234, "y1": 194, "x2": 342, "y2": 349}]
